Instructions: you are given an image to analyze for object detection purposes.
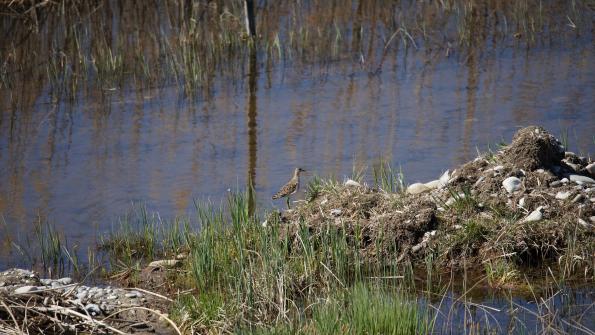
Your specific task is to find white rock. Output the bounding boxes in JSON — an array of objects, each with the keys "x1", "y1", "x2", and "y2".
[
  {"x1": 13, "y1": 286, "x2": 37, "y2": 294},
  {"x1": 424, "y1": 179, "x2": 442, "y2": 189},
  {"x1": 125, "y1": 291, "x2": 142, "y2": 298},
  {"x1": 107, "y1": 295, "x2": 118, "y2": 300},
  {"x1": 261, "y1": 220, "x2": 268, "y2": 227},
  {"x1": 406, "y1": 183, "x2": 430, "y2": 195},
  {"x1": 76, "y1": 291, "x2": 88, "y2": 299},
  {"x1": 561, "y1": 178, "x2": 569, "y2": 183},
  {"x1": 454, "y1": 225, "x2": 463, "y2": 230},
  {"x1": 590, "y1": 216, "x2": 595, "y2": 223},
  {"x1": 148, "y1": 259, "x2": 181, "y2": 269},
  {"x1": 522, "y1": 207, "x2": 544, "y2": 223},
  {"x1": 344, "y1": 179, "x2": 362, "y2": 187},
  {"x1": 586, "y1": 163, "x2": 595, "y2": 176},
  {"x1": 40, "y1": 279, "x2": 52, "y2": 285},
  {"x1": 518, "y1": 197, "x2": 526, "y2": 208},
  {"x1": 569, "y1": 174, "x2": 595, "y2": 184},
  {"x1": 330, "y1": 209, "x2": 342, "y2": 216},
  {"x1": 439, "y1": 170, "x2": 450, "y2": 187},
  {"x1": 58, "y1": 277, "x2": 72, "y2": 285},
  {"x1": 85, "y1": 304, "x2": 102, "y2": 316},
  {"x1": 555, "y1": 191, "x2": 572, "y2": 200},
  {"x1": 502, "y1": 177, "x2": 522, "y2": 193}
]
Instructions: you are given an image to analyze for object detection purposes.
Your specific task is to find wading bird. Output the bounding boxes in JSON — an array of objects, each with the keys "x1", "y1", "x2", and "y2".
[{"x1": 272, "y1": 168, "x2": 305, "y2": 209}]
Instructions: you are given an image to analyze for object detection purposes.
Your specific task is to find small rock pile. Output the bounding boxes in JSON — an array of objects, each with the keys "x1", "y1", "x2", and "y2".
[{"x1": 0, "y1": 268, "x2": 169, "y2": 334}]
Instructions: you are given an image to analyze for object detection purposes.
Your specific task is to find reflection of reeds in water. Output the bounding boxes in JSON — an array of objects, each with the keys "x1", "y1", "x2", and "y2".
[{"x1": 0, "y1": 0, "x2": 591, "y2": 102}]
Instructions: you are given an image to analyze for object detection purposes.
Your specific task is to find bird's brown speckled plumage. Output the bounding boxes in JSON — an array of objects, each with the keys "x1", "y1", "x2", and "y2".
[{"x1": 272, "y1": 168, "x2": 304, "y2": 200}]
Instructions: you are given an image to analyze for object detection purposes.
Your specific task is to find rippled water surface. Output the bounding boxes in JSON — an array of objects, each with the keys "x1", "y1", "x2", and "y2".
[{"x1": 1, "y1": 0, "x2": 594, "y2": 266}]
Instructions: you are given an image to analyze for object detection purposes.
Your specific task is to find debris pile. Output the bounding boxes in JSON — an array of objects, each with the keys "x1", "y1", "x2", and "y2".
[
  {"x1": 281, "y1": 126, "x2": 594, "y2": 270},
  {"x1": 0, "y1": 268, "x2": 177, "y2": 334}
]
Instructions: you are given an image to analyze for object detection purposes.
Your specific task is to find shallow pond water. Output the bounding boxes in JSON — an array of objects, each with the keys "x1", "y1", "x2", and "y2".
[{"x1": 0, "y1": 0, "x2": 594, "y2": 273}]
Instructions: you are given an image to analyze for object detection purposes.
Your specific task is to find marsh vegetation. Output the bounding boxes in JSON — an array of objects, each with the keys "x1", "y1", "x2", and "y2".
[{"x1": 1, "y1": 0, "x2": 594, "y2": 334}]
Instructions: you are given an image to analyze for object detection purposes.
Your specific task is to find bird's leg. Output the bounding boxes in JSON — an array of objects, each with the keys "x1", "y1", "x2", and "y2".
[{"x1": 286, "y1": 196, "x2": 291, "y2": 209}]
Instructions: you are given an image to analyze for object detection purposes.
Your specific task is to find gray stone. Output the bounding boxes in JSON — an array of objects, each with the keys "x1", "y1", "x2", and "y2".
[
  {"x1": 58, "y1": 277, "x2": 72, "y2": 285},
  {"x1": 330, "y1": 209, "x2": 342, "y2": 216},
  {"x1": 555, "y1": 191, "x2": 572, "y2": 200},
  {"x1": 569, "y1": 174, "x2": 595, "y2": 184},
  {"x1": 13, "y1": 286, "x2": 38, "y2": 294},
  {"x1": 502, "y1": 177, "x2": 522, "y2": 193},
  {"x1": 107, "y1": 295, "x2": 118, "y2": 300},
  {"x1": 125, "y1": 291, "x2": 142, "y2": 298},
  {"x1": 561, "y1": 178, "x2": 569, "y2": 183},
  {"x1": 590, "y1": 216, "x2": 595, "y2": 223},
  {"x1": 549, "y1": 180, "x2": 562, "y2": 187},
  {"x1": 85, "y1": 304, "x2": 102, "y2": 316},
  {"x1": 344, "y1": 179, "x2": 362, "y2": 187},
  {"x1": 585, "y1": 163, "x2": 595, "y2": 176}
]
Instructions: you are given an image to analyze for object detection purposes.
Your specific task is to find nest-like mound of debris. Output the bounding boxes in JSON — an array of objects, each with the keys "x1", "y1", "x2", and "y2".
[
  {"x1": 0, "y1": 269, "x2": 177, "y2": 334},
  {"x1": 280, "y1": 126, "x2": 594, "y2": 272}
]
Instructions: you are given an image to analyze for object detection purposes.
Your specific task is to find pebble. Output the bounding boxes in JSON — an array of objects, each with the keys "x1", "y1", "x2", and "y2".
[
  {"x1": 518, "y1": 197, "x2": 526, "y2": 208},
  {"x1": 502, "y1": 177, "x2": 522, "y2": 193},
  {"x1": 555, "y1": 191, "x2": 572, "y2": 200},
  {"x1": 58, "y1": 277, "x2": 72, "y2": 285},
  {"x1": 40, "y1": 279, "x2": 52, "y2": 285},
  {"x1": 406, "y1": 183, "x2": 430, "y2": 195},
  {"x1": 76, "y1": 291, "x2": 88, "y2": 299},
  {"x1": 571, "y1": 194, "x2": 585, "y2": 203},
  {"x1": 523, "y1": 207, "x2": 544, "y2": 223},
  {"x1": 569, "y1": 174, "x2": 595, "y2": 184},
  {"x1": 13, "y1": 285, "x2": 38, "y2": 294},
  {"x1": 586, "y1": 163, "x2": 595, "y2": 176},
  {"x1": 344, "y1": 179, "x2": 362, "y2": 187},
  {"x1": 549, "y1": 180, "x2": 562, "y2": 187},
  {"x1": 148, "y1": 259, "x2": 181, "y2": 269},
  {"x1": 107, "y1": 295, "x2": 118, "y2": 300},
  {"x1": 590, "y1": 216, "x2": 595, "y2": 223},
  {"x1": 561, "y1": 178, "x2": 569, "y2": 183},
  {"x1": 260, "y1": 220, "x2": 268, "y2": 228},
  {"x1": 125, "y1": 291, "x2": 142, "y2": 298},
  {"x1": 330, "y1": 209, "x2": 342, "y2": 216},
  {"x1": 85, "y1": 304, "x2": 102, "y2": 316}
]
